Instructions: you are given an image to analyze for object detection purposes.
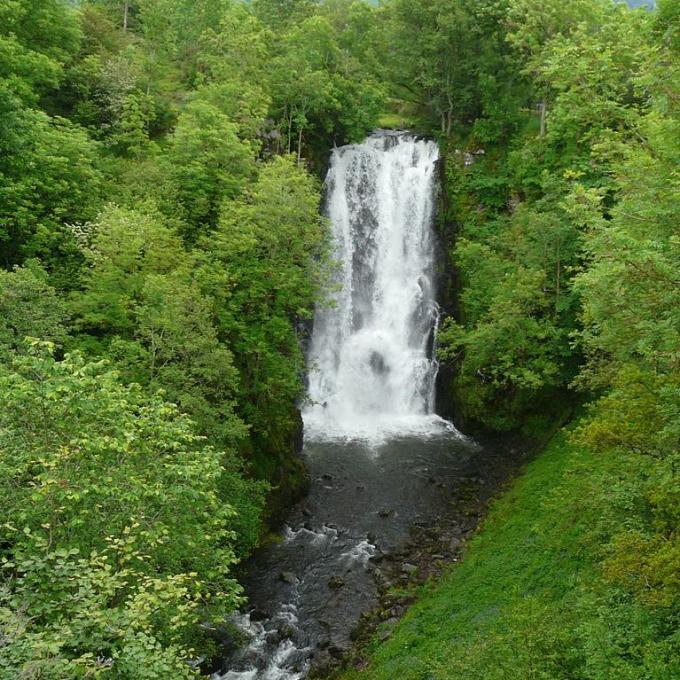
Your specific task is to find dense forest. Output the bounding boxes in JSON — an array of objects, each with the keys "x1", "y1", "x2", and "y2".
[{"x1": 0, "y1": 0, "x2": 677, "y2": 678}]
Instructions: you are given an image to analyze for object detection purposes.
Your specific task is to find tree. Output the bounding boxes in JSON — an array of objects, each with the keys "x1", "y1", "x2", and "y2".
[
  {"x1": 164, "y1": 101, "x2": 254, "y2": 241},
  {"x1": 0, "y1": 264, "x2": 69, "y2": 359},
  {"x1": 0, "y1": 104, "x2": 102, "y2": 281},
  {"x1": 71, "y1": 205, "x2": 249, "y2": 453},
  {"x1": 506, "y1": 0, "x2": 613, "y2": 137},
  {"x1": 0, "y1": 0, "x2": 81, "y2": 104},
  {"x1": 0, "y1": 345, "x2": 253, "y2": 673},
  {"x1": 378, "y1": 0, "x2": 481, "y2": 134},
  {"x1": 198, "y1": 155, "x2": 329, "y2": 446}
]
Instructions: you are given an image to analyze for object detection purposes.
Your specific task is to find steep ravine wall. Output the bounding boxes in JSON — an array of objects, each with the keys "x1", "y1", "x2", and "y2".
[{"x1": 432, "y1": 142, "x2": 469, "y2": 431}]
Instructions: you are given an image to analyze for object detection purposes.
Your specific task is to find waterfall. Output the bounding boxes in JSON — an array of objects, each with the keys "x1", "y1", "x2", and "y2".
[{"x1": 304, "y1": 131, "x2": 446, "y2": 441}]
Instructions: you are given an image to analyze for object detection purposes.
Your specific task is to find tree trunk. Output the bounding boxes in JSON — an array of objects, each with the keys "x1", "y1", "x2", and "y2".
[
  {"x1": 287, "y1": 108, "x2": 293, "y2": 155},
  {"x1": 555, "y1": 239, "x2": 561, "y2": 316},
  {"x1": 539, "y1": 99, "x2": 547, "y2": 137},
  {"x1": 446, "y1": 88, "x2": 454, "y2": 136},
  {"x1": 297, "y1": 126, "x2": 303, "y2": 166},
  {"x1": 123, "y1": 1, "x2": 129, "y2": 31}
]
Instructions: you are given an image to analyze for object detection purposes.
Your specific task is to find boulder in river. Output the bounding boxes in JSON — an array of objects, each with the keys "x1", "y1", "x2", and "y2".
[
  {"x1": 279, "y1": 623, "x2": 296, "y2": 639},
  {"x1": 279, "y1": 571, "x2": 297, "y2": 584}
]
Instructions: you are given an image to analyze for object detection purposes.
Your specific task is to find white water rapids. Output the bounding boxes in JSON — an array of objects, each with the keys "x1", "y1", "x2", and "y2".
[{"x1": 304, "y1": 131, "x2": 450, "y2": 442}]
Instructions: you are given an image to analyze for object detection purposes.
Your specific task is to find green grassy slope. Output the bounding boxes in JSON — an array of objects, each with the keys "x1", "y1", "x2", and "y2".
[{"x1": 340, "y1": 428, "x2": 679, "y2": 680}]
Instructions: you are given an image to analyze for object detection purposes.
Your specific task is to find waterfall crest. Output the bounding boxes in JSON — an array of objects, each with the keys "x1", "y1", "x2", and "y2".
[{"x1": 304, "y1": 131, "x2": 448, "y2": 441}]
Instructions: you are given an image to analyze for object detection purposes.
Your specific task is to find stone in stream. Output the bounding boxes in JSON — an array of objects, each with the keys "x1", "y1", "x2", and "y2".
[
  {"x1": 327, "y1": 576, "x2": 345, "y2": 589},
  {"x1": 447, "y1": 521, "x2": 464, "y2": 537},
  {"x1": 278, "y1": 623, "x2": 296, "y2": 639},
  {"x1": 279, "y1": 571, "x2": 297, "y2": 584},
  {"x1": 401, "y1": 562, "x2": 418, "y2": 575}
]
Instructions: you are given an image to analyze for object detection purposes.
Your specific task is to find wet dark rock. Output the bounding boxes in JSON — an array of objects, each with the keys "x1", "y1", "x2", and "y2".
[
  {"x1": 369, "y1": 351, "x2": 389, "y2": 376},
  {"x1": 302, "y1": 507, "x2": 312, "y2": 517},
  {"x1": 378, "y1": 508, "x2": 393, "y2": 518},
  {"x1": 329, "y1": 641, "x2": 350, "y2": 659},
  {"x1": 279, "y1": 623, "x2": 296, "y2": 639},
  {"x1": 279, "y1": 571, "x2": 297, "y2": 584},
  {"x1": 460, "y1": 516, "x2": 477, "y2": 531},
  {"x1": 449, "y1": 522, "x2": 463, "y2": 536},
  {"x1": 265, "y1": 630, "x2": 281, "y2": 644},
  {"x1": 249, "y1": 609, "x2": 268, "y2": 622},
  {"x1": 328, "y1": 576, "x2": 345, "y2": 589},
  {"x1": 321, "y1": 473, "x2": 334, "y2": 481}
]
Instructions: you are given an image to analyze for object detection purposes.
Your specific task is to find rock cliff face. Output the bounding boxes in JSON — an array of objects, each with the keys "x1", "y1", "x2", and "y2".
[
  {"x1": 248, "y1": 407, "x2": 310, "y2": 528},
  {"x1": 432, "y1": 143, "x2": 476, "y2": 432}
]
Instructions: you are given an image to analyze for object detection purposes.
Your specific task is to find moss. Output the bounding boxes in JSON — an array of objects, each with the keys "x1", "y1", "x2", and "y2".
[{"x1": 246, "y1": 406, "x2": 310, "y2": 529}]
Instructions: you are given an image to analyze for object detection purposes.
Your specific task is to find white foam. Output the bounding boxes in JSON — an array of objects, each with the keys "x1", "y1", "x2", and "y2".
[
  {"x1": 303, "y1": 410, "x2": 463, "y2": 447},
  {"x1": 339, "y1": 539, "x2": 376, "y2": 567},
  {"x1": 304, "y1": 132, "x2": 445, "y2": 443},
  {"x1": 214, "y1": 606, "x2": 309, "y2": 680}
]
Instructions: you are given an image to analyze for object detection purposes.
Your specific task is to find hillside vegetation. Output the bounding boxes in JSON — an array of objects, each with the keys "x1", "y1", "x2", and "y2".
[
  {"x1": 0, "y1": 0, "x2": 383, "y2": 675},
  {"x1": 341, "y1": 428, "x2": 679, "y2": 679}
]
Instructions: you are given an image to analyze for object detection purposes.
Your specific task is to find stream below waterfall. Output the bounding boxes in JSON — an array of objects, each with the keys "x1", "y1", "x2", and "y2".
[{"x1": 215, "y1": 132, "x2": 525, "y2": 679}]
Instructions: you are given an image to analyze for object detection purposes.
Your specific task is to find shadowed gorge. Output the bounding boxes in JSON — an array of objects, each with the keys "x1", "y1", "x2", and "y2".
[{"x1": 214, "y1": 132, "x2": 506, "y2": 679}]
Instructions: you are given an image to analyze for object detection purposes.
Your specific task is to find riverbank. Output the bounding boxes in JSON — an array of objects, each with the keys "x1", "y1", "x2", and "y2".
[{"x1": 335, "y1": 423, "x2": 679, "y2": 679}]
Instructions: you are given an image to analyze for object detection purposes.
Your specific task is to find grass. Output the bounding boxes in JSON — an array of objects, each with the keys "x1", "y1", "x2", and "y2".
[{"x1": 339, "y1": 426, "x2": 679, "y2": 679}]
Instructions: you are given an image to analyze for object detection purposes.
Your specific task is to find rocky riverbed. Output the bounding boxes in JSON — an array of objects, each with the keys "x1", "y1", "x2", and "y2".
[{"x1": 214, "y1": 426, "x2": 530, "y2": 680}]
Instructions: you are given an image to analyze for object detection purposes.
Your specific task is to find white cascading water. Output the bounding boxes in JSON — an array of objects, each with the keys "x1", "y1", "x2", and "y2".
[{"x1": 304, "y1": 131, "x2": 447, "y2": 441}]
